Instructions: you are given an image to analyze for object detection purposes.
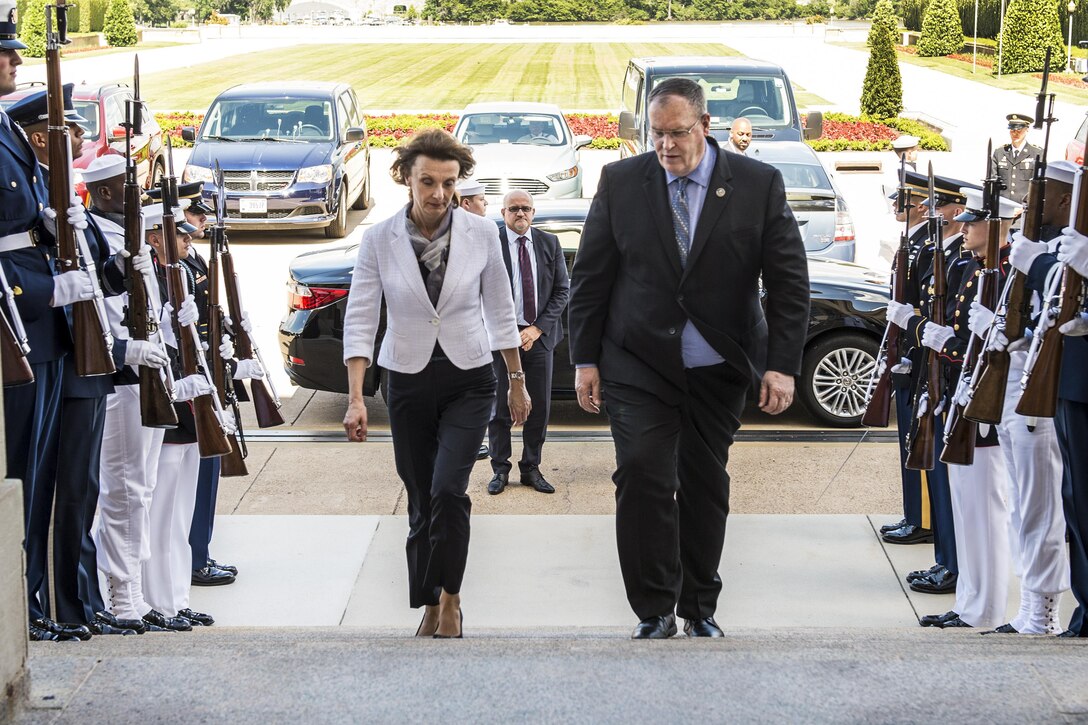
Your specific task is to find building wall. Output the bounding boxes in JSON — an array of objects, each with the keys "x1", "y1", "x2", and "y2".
[{"x1": 0, "y1": 384, "x2": 28, "y2": 719}]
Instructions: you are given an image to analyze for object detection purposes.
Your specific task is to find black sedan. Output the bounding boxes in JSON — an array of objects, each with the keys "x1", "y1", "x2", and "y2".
[{"x1": 279, "y1": 200, "x2": 890, "y2": 426}]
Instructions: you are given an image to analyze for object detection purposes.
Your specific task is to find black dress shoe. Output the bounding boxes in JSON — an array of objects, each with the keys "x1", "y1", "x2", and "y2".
[
  {"x1": 487, "y1": 472, "x2": 508, "y2": 495},
  {"x1": 1057, "y1": 629, "x2": 1082, "y2": 638},
  {"x1": 632, "y1": 613, "x2": 677, "y2": 639},
  {"x1": 882, "y1": 524, "x2": 934, "y2": 545},
  {"x1": 208, "y1": 558, "x2": 238, "y2": 576},
  {"x1": 87, "y1": 620, "x2": 138, "y2": 635},
  {"x1": 907, "y1": 564, "x2": 944, "y2": 584},
  {"x1": 981, "y1": 623, "x2": 1019, "y2": 635},
  {"x1": 29, "y1": 622, "x2": 76, "y2": 642},
  {"x1": 142, "y1": 609, "x2": 191, "y2": 632},
  {"x1": 909, "y1": 568, "x2": 957, "y2": 594},
  {"x1": 919, "y1": 610, "x2": 959, "y2": 627},
  {"x1": 880, "y1": 518, "x2": 908, "y2": 534},
  {"x1": 192, "y1": 565, "x2": 236, "y2": 586},
  {"x1": 683, "y1": 617, "x2": 724, "y2": 638},
  {"x1": 476, "y1": 445, "x2": 489, "y2": 461},
  {"x1": 32, "y1": 617, "x2": 92, "y2": 641},
  {"x1": 521, "y1": 470, "x2": 555, "y2": 494},
  {"x1": 178, "y1": 608, "x2": 215, "y2": 626},
  {"x1": 94, "y1": 611, "x2": 146, "y2": 634},
  {"x1": 941, "y1": 616, "x2": 972, "y2": 628}
]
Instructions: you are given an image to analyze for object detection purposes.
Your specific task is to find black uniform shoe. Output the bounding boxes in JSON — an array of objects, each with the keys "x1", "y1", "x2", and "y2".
[
  {"x1": 1057, "y1": 629, "x2": 1082, "y2": 638},
  {"x1": 940, "y1": 616, "x2": 972, "y2": 628},
  {"x1": 683, "y1": 617, "x2": 724, "y2": 637},
  {"x1": 192, "y1": 565, "x2": 236, "y2": 586},
  {"x1": 208, "y1": 558, "x2": 238, "y2": 576},
  {"x1": 907, "y1": 564, "x2": 944, "y2": 583},
  {"x1": 632, "y1": 614, "x2": 677, "y2": 639},
  {"x1": 880, "y1": 518, "x2": 908, "y2": 534},
  {"x1": 521, "y1": 470, "x2": 555, "y2": 494},
  {"x1": 882, "y1": 524, "x2": 934, "y2": 545},
  {"x1": 919, "y1": 610, "x2": 960, "y2": 627},
  {"x1": 93, "y1": 611, "x2": 146, "y2": 634},
  {"x1": 981, "y1": 623, "x2": 1019, "y2": 635},
  {"x1": 909, "y1": 568, "x2": 958, "y2": 594},
  {"x1": 178, "y1": 608, "x2": 215, "y2": 626},
  {"x1": 487, "y1": 473, "x2": 508, "y2": 495},
  {"x1": 32, "y1": 617, "x2": 92, "y2": 641},
  {"x1": 142, "y1": 609, "x2": 192, "y2": 632},
  {"x1": 28, "y1": 622, "x2": 78, "y2": 642},
  {"x1": 476, "y1": 445, "x2": 489, "y2": 461}
]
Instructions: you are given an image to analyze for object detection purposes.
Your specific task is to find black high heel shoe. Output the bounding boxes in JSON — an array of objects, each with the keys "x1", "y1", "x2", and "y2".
[
  {"x1": 433, "y1": 609, "x2": 463, "y2": 639},
  {"x1": 415, "y1": 607, "x2": 438, "y2": 637}
]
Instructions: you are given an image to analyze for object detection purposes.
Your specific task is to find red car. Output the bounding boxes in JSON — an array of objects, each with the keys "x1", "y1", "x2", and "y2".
[
  {"x1": 1067, "y1": 111, "x2": 1087, "y2": 166},
  {"x1": 0, "y1": 81, "x2": 165, "y2": 198}
]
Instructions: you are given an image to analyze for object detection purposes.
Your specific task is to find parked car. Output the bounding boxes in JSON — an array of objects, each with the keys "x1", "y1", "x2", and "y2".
[
  {"x1": 749, "y1": 141, "x2": 856, "y2": 262},
  {"x1": 0, "y1": 81, "x2": 166, "y2": 197},
  {"x1": 618, "y1": 56, "x2": 824, "y2": 158},
  {"x1": 452, "y1": 102, "x2": 592, "y2": 199},
  {"x1": 181, "y1": 81, "x2": 371, "y2": 238},
  {"x1": 1066, "y1": 110, "x2": 1086, "y2": 165},
  {"x1": 279, "y1": 200, "x2": 888, "y2": 427}
]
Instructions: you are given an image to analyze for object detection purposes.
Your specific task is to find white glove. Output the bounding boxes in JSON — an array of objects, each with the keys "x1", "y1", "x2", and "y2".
[
  {"x1": 240, "y1": 312, "x2": 252, "y2": 334},
  {"x1": 173, "y1": 373, "x2": 215, "y2": 402},
  {"x1": 916, "y1": 392, "x2": 929, "y2": 418},
  {"x1": 123, "y1": 340, "x2": 169, "y2": 369},
  {"x1": 158, "y1": 304, "x2": 178, "y2": 349},
  {"x1": 176, "y1": 295, "x2": 198, "y2": 328},
  {"x1": 921, "y1": 322, "x2": 956, "y2": 352},
  {"x1": 41, "y1": 195, "x2": 88, "y2": 235},
  {"x1": 1009, "y1": 232, "x2": 1048, "y2": 275},
  {"x1": 967, "y1": 301, "x2": 995, "y2": 338},
  {"x1": 1057, "y1": 226, "x2": 1088, "y2": 277},
  {"x1": 223, "y1": 313, "x2": 252, "y2": 336},
  {"x1": 233, "y1": 358, "x2": 264, "y2": 380},
  {"x1": 119, "y1": 244, "x2": 153, "y2": 276},
  {"x1": 886, "y1": 300, "x2": 914, "y2": 329},
  {"x1": 216, "y1": 409, "x2": 238, "y2": 436},
  {"x1": 218, "y1": 334, "x2": 235, "y2": 361},
  {"x1": 890, "y1": 357, "x2": 912, "y2": 374},
  {"x1": 986, "y1": 329, "x2": 1010, "y2": 352},
  {"x1": 952, "y1": 384, "x2": 970, "y2": 410},
  {"x1": 1060, "y1": 312, "x2": 1088, "y2": 337},
  {"x1": 51, "y1": 270, "x2": 95, "y2": 307}
]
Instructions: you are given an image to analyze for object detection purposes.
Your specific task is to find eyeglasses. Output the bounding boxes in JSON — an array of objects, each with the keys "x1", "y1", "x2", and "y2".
[
  {"x1": 650, "y1": 118, "x2": 703, "y2": 142},
  {"x1": 506, "y1": 206, "x2": 533, "y2": 214}
]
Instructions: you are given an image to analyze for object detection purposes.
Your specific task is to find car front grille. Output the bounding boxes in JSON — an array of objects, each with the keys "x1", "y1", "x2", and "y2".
[
  {"x1": 222, "y1": 170, "x2": 296, "y2": 192},
  {"x1": 477, "y1": 178, "x2": 550, "y2": 195},
  {"x1": 235, "y1": 205, "x2": 324, "y2": 220}
]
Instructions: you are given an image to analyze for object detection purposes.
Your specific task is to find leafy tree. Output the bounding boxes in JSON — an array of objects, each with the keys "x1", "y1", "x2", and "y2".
[
  {"x1": 860, "y1": 0, "x2": 903, "y2": 118},
  {"x1": 192, "y1": 0, "x2": 217, "y2": 21},
  {"x1": 917, "y1": 0, "x2": 963, "y2": 55},
  {"x1": 78, "y1": 0, "x2": 92, "y2": 31},
  {"x1": 132, "y1": 0, "x2": 178, "y2": 25},
  {"x1": 996, "y1": 0, "x2": 1065, "y2": 73},
  {"x1": 104, "y1": 0, "x2": 138, "y2": 45},
  {"x1": 19, "y1": 0, "x2": 46, "y2": 58}
]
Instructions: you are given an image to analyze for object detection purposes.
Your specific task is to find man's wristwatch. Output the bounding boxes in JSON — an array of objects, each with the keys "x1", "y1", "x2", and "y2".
[{"x1": 509, "y1": 371, "x2": 526, "y2": 381}]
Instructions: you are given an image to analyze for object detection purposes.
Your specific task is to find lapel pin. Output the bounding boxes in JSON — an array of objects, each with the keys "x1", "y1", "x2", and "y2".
[{"x1": 715, "y1": 187, "x2": 726, "y2": 198}]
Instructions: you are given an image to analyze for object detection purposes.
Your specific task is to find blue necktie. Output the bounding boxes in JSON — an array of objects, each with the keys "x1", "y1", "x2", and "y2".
[{"x1": 671, "y1": 177, "x2": 690, "y2": 266}]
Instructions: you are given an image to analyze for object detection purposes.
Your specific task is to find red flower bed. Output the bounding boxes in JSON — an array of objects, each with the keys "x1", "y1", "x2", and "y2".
[
  {"x1": 819, "y1": 118, "x2": 900, "y2": 143},
  {"x1": 1036, "y1": 72, "x2": 1088, "y2": 89}
]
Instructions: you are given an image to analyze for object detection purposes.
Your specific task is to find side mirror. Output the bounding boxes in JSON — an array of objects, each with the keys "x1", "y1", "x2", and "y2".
[
  {"x1": 803, "y1": 111, "x2": 824, "y2": 141},
  {"x1": 573, "y1": 134, "x2": 593, "y2": 150},
  {"x1": 618, "y1": 111, "x2": 638, "y2": 141},
  {"x1": 181, "y1": 126, "x2": 196, "y2": 143},
  {"x1": 344, "y1": 127, "x2": 365, "y2": 143},
  {"x1": 110, "y1": 126, "x2": 127, "y2": 142}
]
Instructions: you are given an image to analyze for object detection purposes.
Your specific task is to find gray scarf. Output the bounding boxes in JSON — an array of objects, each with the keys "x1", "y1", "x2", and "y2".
[{"x1": 405, "y1": 203, "x2": 453, "y2": 307}]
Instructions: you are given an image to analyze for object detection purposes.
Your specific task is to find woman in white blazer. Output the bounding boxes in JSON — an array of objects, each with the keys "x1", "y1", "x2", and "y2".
[{"x1": 343, "y1": 130, "x2": 531, "y2": 639}]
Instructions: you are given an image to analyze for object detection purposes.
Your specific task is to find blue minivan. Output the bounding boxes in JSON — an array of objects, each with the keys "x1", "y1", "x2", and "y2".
[{"x1": 182, "y1": 81, "x2": 370, "y2": 238}]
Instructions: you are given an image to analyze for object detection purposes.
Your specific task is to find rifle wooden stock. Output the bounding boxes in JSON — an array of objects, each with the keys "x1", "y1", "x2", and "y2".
[
  {"x1": 862, "y1": 228, "x2": 910, "y2": 428},
  {"x1": 906, "y1": 194, "x2": 945, "y2": 471},
  {"x1": 1016, "y1": 266, "x2": 1083, "y2": 418},
  {"x1": 964, "y1": 349, "x2": 1009, "y2": 424},
  {"x1": 940, "y1": 409, "x2": 977, "y2": 465},
  {"x1": 905, "y1": 396, "x2": 937, "y2": 470},
  {"x1": 861, "y1": 370, "x2": 893, "y2": 428},
  {"x1": 207, "y1": 269, "x2": 247, "y2": 477},
  {"x1": 0, "y1": 316, "x2": 33, "y2": 387}
]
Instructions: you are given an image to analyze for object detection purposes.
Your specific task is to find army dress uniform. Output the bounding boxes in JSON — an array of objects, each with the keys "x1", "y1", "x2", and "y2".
[{"x1": 992, "y1": 113, "x2": 1042, "y2": 204}]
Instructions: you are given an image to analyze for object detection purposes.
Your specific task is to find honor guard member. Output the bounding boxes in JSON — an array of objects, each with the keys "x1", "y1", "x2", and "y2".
[
  {"x1": 992, "y1": 113, "x2": 1042, "y2": 204},
  {"x1": 2, "y1": 78, "x2": 106, "y2": 641},
  {"x1": 8, "y1": 90, "x2": 143, "y2": 634},
  {"x1": 912, "y1": 189, "x2": 1020, "y2": 629},
  {"x1": 1013, "y1": 162, "x2": 1088, "y2": 638}
]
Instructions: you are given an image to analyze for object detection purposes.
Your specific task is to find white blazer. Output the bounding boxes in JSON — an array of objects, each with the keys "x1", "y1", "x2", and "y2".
[{"x1": 343, "y1": 206, "x2": 521, "y2": 373}]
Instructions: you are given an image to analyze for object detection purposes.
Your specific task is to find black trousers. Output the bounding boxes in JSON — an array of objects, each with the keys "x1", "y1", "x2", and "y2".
[
  {"x1": 604, "y1": 363, "x2": 748, "y2": 621},
  {"x1": 386, "y1": 358, "x2": 495, "y2": 608},
  {"x1": 488, "y1": 342, "x2": 553, "y2": 476},
  {"x1": 894, "y1": 383, "x2": 923, "y2": 528},
  {"x1": 1057, "y1": 397, "x2": 1088, "y2": 636}
]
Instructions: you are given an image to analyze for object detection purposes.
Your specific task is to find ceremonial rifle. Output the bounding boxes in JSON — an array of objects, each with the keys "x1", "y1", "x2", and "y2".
[
  {"x1": 0, "y1": 263, "x2": 33, "y2": 386},
  {"x1": 861, "y1": 152, "x2": 911, "y2": 428},
  {"x1": 905, "y1": 163, "x2": 945, "y2": 470},
  {"x1": 122, "y1": 56, "x2": 177, "y2": 429},
  {"x1": 159, "y1": 138, "x2": 232, "y2": 458},
  {"x1": 45, "y1": 0, "x2": 115, "y2": 376},
  {"x1": 965, "y1": 47, "x2": 1057, "y2": 424}
]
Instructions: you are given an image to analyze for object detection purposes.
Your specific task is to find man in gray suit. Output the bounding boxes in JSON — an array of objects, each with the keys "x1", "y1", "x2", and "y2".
[{"x1": 487, "y1": 191, "x2": 570, "y2": 495}]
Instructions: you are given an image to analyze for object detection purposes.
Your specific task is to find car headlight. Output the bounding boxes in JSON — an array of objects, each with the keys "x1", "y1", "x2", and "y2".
[
  {"x1": 298, "y1": 165, "x2": 333, "y2": 184},
  {"x1": 183, "y1": 165, "x2": 213, "y2": 183},
  {"x1": 547, "y1": 166, "x2": 579, "y2": 182}
]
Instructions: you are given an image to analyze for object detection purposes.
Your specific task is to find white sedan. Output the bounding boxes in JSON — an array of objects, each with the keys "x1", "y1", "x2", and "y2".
[{"x1": 453, "y1": 102, "x2": 592, "y2": 200}]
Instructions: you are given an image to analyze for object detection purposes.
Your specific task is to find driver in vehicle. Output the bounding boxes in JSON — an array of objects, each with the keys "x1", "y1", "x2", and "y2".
[{"x1": 518, "y1": 119, "x2": 559, "y2": 143}]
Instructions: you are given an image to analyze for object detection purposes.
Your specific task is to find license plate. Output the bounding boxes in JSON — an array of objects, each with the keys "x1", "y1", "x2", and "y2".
[{"x1": 239, "y1": 198, "x2": 267, "y2": 214}]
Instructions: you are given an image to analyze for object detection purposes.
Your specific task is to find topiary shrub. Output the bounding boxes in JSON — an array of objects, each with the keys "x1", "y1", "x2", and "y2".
[
  {"x1": 861, "y1": 0, "x2": 903, "y2": 118},
  {"x1": 103, "y1": 0, "x2": 137, "y2": 46},
  {"x1": 917, "y1": 0, "x2": 963, "y2": 56},
  {"x1": 996, "y1": 0, "x2": 1065, "y2": 74},
  {"x1": 19, "y1": 0, "x2": 46, "y2": 58}
]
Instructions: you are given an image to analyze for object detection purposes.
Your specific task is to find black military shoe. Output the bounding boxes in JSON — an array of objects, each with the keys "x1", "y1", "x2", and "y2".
[
  {"x1": 207, "y1": 558, "x2": 238, "y2": 576},
  {"x1": 941, "y1": 615, "x2": 972, "y2": 628},
  {"x1": 192, "y1": 565, "x2": 236, "y2": 586},
  {"x1": 29, "y1": 622, "x2": 74, "y2": 642},
  {"x1": 178, "y1": 608, "x2": 215, "y2": 626},
  {"x1": 880, "y1": 518, "x2": 908, "y2": 534},
  {"x1": 142, "y1": 609, "x2": 191, "y2": 632},
  {"x1": 909, "y1": 568, "x2": 957, "y2": 594},
  {"x1": 476, "y1": 445, "x2": 489, "y2": 461},
  {"x1": 882, "y1": 524, "x2": 934, "y2": 545},
  {"x1": 32, "y1": 617, "x2": 92, "y2": 641},
  {"x1": 487, "y1": 472, "x2": 508, "y2": 495},
  {"x1": 632, "y1": 614, "x2": 677, "y2": 639},
  {"x1": 94, "y1": 610, "x2": 147, "y2": 634},
  {"x1": 981, "y1": 623, "x2": 1019, "y2": 635},
  {"x1": 919, "y1": 610, "x2": 960, "y2": 627},
  {"x1": 1057, "y1": 629, "x2": 1082, "y2": 638},
  {"x1": 683, "y1": 617, "x2": 725, "y2": 638},
  {"x1": 521, "y1": 470, "x2": 555, "y2": 494},
  {"x1": 907, "y1": 564, "x2": 944, "y2": 584}
]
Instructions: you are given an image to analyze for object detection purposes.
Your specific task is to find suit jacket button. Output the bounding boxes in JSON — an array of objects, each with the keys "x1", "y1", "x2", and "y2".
[
  {"x1": 431, "y1": 318, "x2": 439, "y2": 325},
  {"x1": 9, "y1": 181, "x2": 15, "y2": 188},
  {"x1": 677, "y1": 294, "x2": 684, "y2": 302},
  {"x1": 668, "y1": 327, "x2": 676, "y2": 335}
]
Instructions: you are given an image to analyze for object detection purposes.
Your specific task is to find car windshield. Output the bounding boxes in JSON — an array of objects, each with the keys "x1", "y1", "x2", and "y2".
[
  {"x1": 772, "y1": 161, "x2": 833, "y2": 191},
  {"x1": 200, "y1": 98, "x2": 334, "y2": 141},
  {"x1": 653, "y1": 74, "x2": 794, "y2": 130},
  {"x1": 73, "y1": 100, "x2": 100, "y2": 141},
  {"x1": 458, "y1": 113, "x2": 567, "y2": 146}
]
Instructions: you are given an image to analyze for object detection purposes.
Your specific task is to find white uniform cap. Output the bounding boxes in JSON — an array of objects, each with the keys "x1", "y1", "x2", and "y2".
[
  {"x1": 891, "y1": 135, "x2": 920, "y2": 150},
  {"x1": 956, "y1": 187, "x2": 1022, "y2": 221},
  {"x1": 82, "y1": 155, "x2": 126, "y2": 183},
  {"x1": 456, "y1": 179, "x2": 485, "y2": 197},
  {"x1": 142, "y1": 203, "x2": 197, "y2": 233},
  {"x1": 1045, "y1": 159, "x2": 1078, "y2": 187}
]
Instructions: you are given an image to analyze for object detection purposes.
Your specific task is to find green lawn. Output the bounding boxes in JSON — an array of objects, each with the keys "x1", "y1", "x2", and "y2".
[
  {"x1": 21, "y1": 41, "x2": 186, "y2": 65},
  {"x1": 140, "y1": 42, "x2": 740, "y2": 111}
]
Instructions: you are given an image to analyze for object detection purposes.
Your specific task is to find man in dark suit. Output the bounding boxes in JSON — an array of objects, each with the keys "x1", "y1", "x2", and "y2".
[
  {"x1": 487, "y1": 191, "x2": 570, "y2": 495},
  {"x1": 568, "y1": 78, "x2": 810, "y2": 639}
]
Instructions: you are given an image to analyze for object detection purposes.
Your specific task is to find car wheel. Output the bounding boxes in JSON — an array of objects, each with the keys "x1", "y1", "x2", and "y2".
[
  {"x1": 150, "y1": 158, "x2": 165, "y2": 187},
  {"x1": 351, "y1": 165, "x2": 370, "y2": 210},
  {"x1": 324, "y1": 184, "x2": 348, "y2": 238},
  {"x1": 797, "y1": 332, "x2": 879, "y2": 428}
]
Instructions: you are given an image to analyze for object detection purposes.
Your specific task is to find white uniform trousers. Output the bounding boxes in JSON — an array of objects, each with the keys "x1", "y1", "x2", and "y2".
[
  {"x1": 949, "y1": 446, "x2": 1011, "y2": 629},
  {"x1": 94, "y1": 385, "x2": 165, "y2": 620},
  {"x1": 997, "y1": 352, "x2": 1069, "y2": 629},
  {"x1": 143, "y1": 442, "x2": 199, "y2": 617}
]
